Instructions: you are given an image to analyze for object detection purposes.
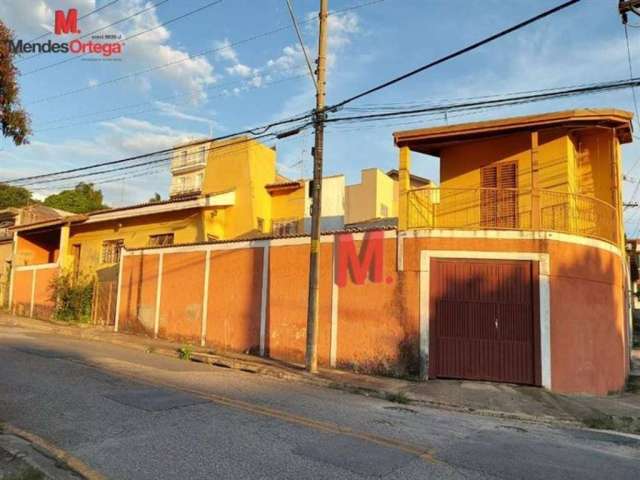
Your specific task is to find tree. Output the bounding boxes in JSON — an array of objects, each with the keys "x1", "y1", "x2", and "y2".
[
  {"x1": 0, "y1": 21, "x2": 31, "y2": 145},
  {"x1": 148, "y1": 192, "x2": 162, "y2": 203},
  {"x1": 44, "y1": 183, "x2": 107, "y2": 213},
  {"x1": 0, "y1": 183, "x2": 33, "y2": 208}
]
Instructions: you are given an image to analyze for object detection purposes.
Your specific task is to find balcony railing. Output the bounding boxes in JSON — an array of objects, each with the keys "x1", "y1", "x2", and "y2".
[{"x1": 406, "y1": 187, "x2": 619, "y2": 245}]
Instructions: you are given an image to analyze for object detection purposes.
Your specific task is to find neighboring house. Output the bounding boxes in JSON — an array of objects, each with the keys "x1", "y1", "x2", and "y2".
[
  {"x1": 0, "y1": 205, "x2": 73, "y2": 307},
  {"x1": 393, "y1": 108, "x2": 632, "y2": 394},
  {"x1": 267, "y1": 174, "x2": 346, "y2": 235},
  {"x1": 626, "y1": 238, "x2": 640, "y2": 344}
]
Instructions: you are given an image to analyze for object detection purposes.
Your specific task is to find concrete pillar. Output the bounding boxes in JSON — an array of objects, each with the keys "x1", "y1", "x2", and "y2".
[
  {"x1": 530, "y1": 131, "x2": 540, "y2": 230},
  {"x1": 398, "y1": 146, "x2": 411, "y2": 231},
  {"x1": 58, "y1": 224, "x2": 71, "y2": 269}
]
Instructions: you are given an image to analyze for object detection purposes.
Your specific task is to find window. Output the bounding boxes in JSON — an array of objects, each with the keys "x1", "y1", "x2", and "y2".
[
  {"x1": 380, "y1": 203, "x2": 389, "y2": 217},
  {"x1": 195, "y1": 172, "x2": 204, "y2": 189},
  {"x1": 102, "y1": 239, "x2": 124, "y2": 264},
  {"x1": 480, "y1": 161, "x2": 518, "y2": 228},
  {"x1": 181, "y1": 150, "x2": 188, "y2": 166},
  {"x1": 273, "y1": 219, "x2": 298, "y2": 236},
  {"x1": 149, "y1": 234, "x2": 174, "y2": 246},
  {"x1": 199, "y1": 145, "x2": 206, "y2": 163}
]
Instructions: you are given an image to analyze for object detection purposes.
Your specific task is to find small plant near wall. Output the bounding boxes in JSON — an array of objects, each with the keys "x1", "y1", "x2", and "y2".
[
  {"x1": 49, "y1": 272, "x2": 94, "y2": 323},
  {"x1": 178, "y1": 344, "x2": 194, "y2": 360}
]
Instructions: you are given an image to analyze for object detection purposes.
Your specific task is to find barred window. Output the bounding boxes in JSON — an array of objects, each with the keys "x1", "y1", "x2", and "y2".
[
  {"x1": 149, "y1": 233, "x2": 174, "y2": 247},
  {"x1": 102, "y1": 239, "x2": 124, "y2": 264},
  {"x1": 273, "y1": 219, "x2": 298, "y2": 236}
]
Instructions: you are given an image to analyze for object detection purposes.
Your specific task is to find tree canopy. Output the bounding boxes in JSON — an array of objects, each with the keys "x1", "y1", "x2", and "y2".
[
  {"x1": 148, "y1": 192, "x2": 162, "y2": 203},
  {"x1": 43, "y1": 183, "x2": 108, "y2": 213},
  {"x1": 0, "y1": 183, "x2": 33, "y2": 208},
  {"x1": 0, "y1": 21, "x2": 30, "y2": 145}
]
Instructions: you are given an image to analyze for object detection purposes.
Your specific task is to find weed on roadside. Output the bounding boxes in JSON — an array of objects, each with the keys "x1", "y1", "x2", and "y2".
[
  {"x1": 385, "y1": 391, "x2": 410, "y2": 405},
  {"x1": 178, "y1": 345, "x2": 193, "y2": 360},
  {"x1": 5, "y1": 466, "x2": 44, "y2": 480}
]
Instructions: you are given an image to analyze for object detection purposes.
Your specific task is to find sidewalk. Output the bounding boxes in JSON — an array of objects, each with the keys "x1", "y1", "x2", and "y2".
[{"x1": 2, "y1": 313, "x2": 639, "y2": 435}]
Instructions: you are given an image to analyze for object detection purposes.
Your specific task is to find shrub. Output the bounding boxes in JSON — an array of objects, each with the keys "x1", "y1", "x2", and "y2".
[{"x1": 49, "y1": 272, "x2": 94, "y2": 323}]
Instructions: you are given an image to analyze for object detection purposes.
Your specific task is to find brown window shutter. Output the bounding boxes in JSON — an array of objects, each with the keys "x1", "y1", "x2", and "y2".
[
  {"x1": 498, "y1": 162, "x2": 517, "y2": 189},
  {"x1": 481, "y1": 165, "x2": 498, "y2": 188}
]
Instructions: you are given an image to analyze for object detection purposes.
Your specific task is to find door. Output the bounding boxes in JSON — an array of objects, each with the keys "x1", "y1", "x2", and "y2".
[{"x1": 429, "y1": 258, "x2": 540, "y2": 385}]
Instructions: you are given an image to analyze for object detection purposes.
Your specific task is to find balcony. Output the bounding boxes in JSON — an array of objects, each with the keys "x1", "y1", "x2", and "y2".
[
  {"x1": 170, "y1": 157, "x2": 206, "y2": 174},
  {"x1": 406, "y1": 187, "x2": 619, "y2": 245}
]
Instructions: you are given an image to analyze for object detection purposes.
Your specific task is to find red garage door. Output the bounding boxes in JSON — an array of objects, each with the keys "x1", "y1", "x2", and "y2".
[{"x1": 429, "y1": 259, "x2": 540, "y2": 385}]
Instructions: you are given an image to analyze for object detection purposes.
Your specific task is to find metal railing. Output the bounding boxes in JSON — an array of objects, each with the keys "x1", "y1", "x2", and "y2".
[{"x1": 406, "y1": 187, "x2": 619, "y2": 245}]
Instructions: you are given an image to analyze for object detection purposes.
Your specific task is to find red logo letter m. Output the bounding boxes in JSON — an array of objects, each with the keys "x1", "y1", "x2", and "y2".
[
  {"x1": 54, "y1": 9, "x2": 79, "y2": 35},
  {"x1": 335, "y1": 230, "x2": 384, "y2": 287}
]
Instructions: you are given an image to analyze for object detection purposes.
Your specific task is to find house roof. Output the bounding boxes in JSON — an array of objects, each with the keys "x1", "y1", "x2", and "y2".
[
  {"x1": 393, "y1": 109, "x2": 634, "y2": 156},
  {"x1": 11, "y1": 191, "x2": 236, "y2": 232},
  {"x1": 265, "y1": 180, "x2": 304, "y2": 194},
  {"x1": 385, "y1": 169, "x2": 431, "y2": 186}
]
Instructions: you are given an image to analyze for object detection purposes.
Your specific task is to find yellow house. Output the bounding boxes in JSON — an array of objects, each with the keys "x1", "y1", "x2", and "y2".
[{"x1": 394, "y1": 108, "x2": 629, "y2": 248}]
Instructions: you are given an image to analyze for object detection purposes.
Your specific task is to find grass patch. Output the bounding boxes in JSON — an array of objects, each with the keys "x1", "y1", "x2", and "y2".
[
  {"x1": 5, "y1": 467, "x2": 45, "y2": 480},
  {"x1": 385, "y1": 391, "x2": 410, "y2": 405},
  {"x1": 178, "y1": 345, "x2": 194, "y2": 361}
]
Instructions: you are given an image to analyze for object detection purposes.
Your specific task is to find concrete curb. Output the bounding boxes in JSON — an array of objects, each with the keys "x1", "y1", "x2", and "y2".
[
  {"x1": 0, "y1": 316, "x2": 630, "y2": 432},
  {"x1": 2, "y1": 423, "x2": 106, "y2": 480}
]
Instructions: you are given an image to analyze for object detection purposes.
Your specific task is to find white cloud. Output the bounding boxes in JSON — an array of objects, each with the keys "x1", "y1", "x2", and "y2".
[
  {"x1": 88, "y1": 78, "x2": 98, "y2": 87},
  {"x1": 226, "y1": 63, "x2": 253, "y2": 78},
  {"x1": 214, "y1": 38, "x2": 239, "y2": 63},
  {"x1": 0, "y1": 116, "x2": 204, "y2": 204}
]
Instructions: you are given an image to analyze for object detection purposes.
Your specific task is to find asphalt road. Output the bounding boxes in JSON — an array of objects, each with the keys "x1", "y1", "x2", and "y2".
[{"x1": 0, "y1": 325, "x2": 638, "y2": 480}]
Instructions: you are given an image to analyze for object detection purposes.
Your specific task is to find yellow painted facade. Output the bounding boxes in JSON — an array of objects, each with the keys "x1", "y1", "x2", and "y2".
[
  {"x1": 394, "y1": 109, "x2": 631, "y2": 248},
  {"x1": 345, "y1": 169, "x2": 396, "y2": 224}
]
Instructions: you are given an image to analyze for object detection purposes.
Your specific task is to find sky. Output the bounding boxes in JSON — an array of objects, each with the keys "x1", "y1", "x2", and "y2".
[{"x1": 2, "y1": 0, "x2": 640, "y2": 231}]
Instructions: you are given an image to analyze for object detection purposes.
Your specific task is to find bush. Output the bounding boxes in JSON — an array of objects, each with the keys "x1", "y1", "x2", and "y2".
[{"x1": 49, "y1": 272, "x2": 94, "y2": 322}]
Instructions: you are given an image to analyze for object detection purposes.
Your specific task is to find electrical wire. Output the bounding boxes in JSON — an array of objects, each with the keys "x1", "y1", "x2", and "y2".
[
  {"x1": 22, "y1": 0, "x2": 122, "y2": 45},
  {"x1": 2, "y1": 114, "x2": 314, "y2": 185},
  {"x1": 21, "y1": 0, "x2": 221, "y2": 76},
  {"x1": 24, "y1": 0, "x2": 386, "y2": 106},
  {"x1": 327, "y1": 0, "x2": 582, "y2": 112},
  {"x1": 284, "y1": 0, "x2": 317, "y2": 91}
]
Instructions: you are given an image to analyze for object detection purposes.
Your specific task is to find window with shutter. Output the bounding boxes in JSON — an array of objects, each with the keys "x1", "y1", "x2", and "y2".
[{"x1": 480, "y1": 161, "x2": 518, "y2": 228}]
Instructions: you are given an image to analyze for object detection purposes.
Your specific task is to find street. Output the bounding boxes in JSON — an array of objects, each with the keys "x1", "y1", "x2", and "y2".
[{"x1": 0, "y1": 324, "x2": 637, "y2": 479}]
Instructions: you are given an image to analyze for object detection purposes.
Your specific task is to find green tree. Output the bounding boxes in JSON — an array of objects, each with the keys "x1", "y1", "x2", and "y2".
[
  {"x1": 44, "y1": 182, "x2": 107, "y2": 213},
  {"x1": 148, "y1": 192, "x2": 162, "y2": 203},
  {"x1": 0, "y1": 183, "x2": 33, "y2": 208},
  {"x1": 0, "y1": 21, "x2": 31, "y2": 145}
]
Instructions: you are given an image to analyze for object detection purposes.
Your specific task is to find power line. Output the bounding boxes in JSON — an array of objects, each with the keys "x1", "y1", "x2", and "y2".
[
  {"x1": 327, "y1": 0, "x2": 582, "y2": 111},
  {"x1": 25, "y1": 0, "x2": 385, "y2": 106},
  {"x1": 324, "y1": 76, "x2": 640, "y2": 125},
  {"x1": 21, "y1": 0, "x2": 222, "y2": 76},
  {"x1": 33, "y1": 73, "x2": 307, "y2": 133},
  {"x1": 285, "y1": 0, "x2": 317, "y2": 90},
  {"x1": 2, "y1": 112, "x2": 313, "y2": 185},
  {"x1": 23, "y1": 0, "x2": 122, "y2": 45}
]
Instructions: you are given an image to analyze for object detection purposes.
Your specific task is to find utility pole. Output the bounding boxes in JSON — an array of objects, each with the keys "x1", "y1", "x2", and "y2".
[
  {"x1": 305, "y1": 0, "x2": 328, "y2": 373},
  {"x1": 620, "y1": 0, "x2": 640, "y2": 23}
]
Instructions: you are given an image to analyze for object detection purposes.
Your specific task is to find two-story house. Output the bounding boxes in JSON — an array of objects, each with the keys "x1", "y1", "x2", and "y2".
[{"x1": 393, "y1": 108, "x2": 631, "y2": 394}]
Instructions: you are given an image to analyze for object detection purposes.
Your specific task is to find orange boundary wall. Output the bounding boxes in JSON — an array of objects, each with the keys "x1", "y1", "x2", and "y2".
[
  {"x1": 108, "y1": 230, "x2": 629, "y2": 395},
  {"x1": 11, "y1": 265, "x2": 58, "y2": 320}
]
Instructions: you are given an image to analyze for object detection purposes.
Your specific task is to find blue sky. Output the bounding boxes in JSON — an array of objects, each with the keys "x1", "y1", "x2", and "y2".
[{"x1": 2, "y1": 0, "x2": 640, "y2": 230}]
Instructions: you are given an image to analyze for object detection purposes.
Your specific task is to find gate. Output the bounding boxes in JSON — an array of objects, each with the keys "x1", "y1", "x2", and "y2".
[
  {"x1": 92, "y1": 264, "x2": 119, "y2": 326},
  {"x1": 429, "y1": 258, "x2": 540, "y2": 385}
]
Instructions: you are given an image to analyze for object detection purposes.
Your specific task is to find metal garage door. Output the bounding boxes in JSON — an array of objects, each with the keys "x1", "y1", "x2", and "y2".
[{"x1": 429, "y1": 259, "x2": 540, "y2": 385}]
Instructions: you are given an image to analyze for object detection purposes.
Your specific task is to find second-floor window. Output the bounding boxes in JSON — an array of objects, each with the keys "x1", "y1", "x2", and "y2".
[
  {"x1": 102, "y1": 239, "x2": 124, "y2": 264},
  {"x1": 480, "y1": 161, "x2": 518, "y2": 228},
  {"x1": 181, "y1": 150, "x2": 188, "y2": 166},
  {"x1": 199, "y1": 145, "x2": 206, "y2": 163},
  {"x1": 149, "y1": 233, "x2": 174, "y2": 246}
]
